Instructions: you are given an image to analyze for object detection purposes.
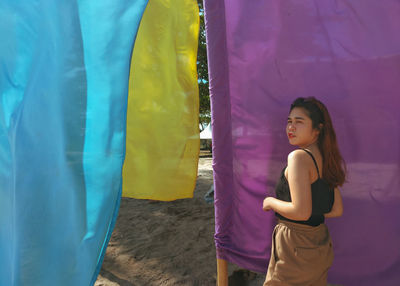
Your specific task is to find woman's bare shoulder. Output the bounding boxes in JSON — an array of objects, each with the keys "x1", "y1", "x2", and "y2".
[
  {"x1": 287, "y1": 150, "x2": 313, "y2": 181},
  {"x1": 287, "y1": 149, "x2": 310, "y2": 164}
]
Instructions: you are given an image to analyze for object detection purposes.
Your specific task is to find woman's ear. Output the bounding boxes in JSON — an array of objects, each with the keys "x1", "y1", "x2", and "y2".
[{"x1": 319, "y1": 123, "x2": 323, "y2": 131}]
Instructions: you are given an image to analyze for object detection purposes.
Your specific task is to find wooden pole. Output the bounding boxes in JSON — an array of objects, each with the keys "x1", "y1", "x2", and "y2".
[{"x1": 217, "y1": 258, "x2": 228, "y2": 286}]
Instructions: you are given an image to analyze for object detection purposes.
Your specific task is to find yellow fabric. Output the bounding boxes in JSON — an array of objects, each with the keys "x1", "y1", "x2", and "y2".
[{"x1": 122, "y1": 0, "x2": 200, "y2": 200}]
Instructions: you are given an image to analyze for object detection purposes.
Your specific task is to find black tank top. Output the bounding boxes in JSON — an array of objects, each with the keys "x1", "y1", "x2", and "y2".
[{"x1": 275, "y1": 149, "x2": 334, "y2": 226}]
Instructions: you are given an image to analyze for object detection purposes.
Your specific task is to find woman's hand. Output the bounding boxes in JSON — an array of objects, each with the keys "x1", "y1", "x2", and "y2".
[
  {"x1": 263, "y1": 197, "x2": 274, "y2": 211},
  {"x1": 324, "y1": 187, "x2": 343, "y2": 218}
]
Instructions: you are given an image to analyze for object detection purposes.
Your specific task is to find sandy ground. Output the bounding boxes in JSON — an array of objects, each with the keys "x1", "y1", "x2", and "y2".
[{"x1": 94, "y1": 151, "x2": 339, "y2": 286}]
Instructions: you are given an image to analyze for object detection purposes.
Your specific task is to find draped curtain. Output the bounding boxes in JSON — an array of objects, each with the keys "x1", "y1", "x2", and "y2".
[
  {"x1": 204, "y1": 1, "x2": 400, "y2": 285},
  {"x1": 0, "y1": 1, "x2": 148, "y2": 285}
]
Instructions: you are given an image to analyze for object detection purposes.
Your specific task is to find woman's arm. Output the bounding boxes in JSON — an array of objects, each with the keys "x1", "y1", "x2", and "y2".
[
  {"x1": 324, "y1": 187, "x2": 343, "y2": 218},
  {"x1": 263, "y1": 150, "x2": 312, "y2": 221}
]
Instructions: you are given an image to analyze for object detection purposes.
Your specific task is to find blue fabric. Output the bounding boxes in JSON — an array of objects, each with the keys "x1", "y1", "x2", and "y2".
[{"x1": 0, "y1": 1, "x2": 148, "y2": 285}]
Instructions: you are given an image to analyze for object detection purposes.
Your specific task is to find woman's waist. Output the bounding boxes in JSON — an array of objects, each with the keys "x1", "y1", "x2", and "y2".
[{"x1": 276, "y1": 214, "x2": 326, "y2": 229}]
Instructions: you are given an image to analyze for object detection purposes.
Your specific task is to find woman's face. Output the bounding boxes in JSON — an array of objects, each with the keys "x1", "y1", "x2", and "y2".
[{"x1": 286, "y1": 107, "x2": 320, "y2": 148}]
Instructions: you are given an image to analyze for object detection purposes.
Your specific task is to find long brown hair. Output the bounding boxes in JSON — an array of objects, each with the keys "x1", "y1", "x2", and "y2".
[{"x1": 290, "y1": 97, "x2": 346, "y2": 188}]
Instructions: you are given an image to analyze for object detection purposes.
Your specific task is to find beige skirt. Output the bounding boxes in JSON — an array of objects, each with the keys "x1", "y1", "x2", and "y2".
[{"x1": 264, "y1": 220, "x2": 334, "y2": 286}]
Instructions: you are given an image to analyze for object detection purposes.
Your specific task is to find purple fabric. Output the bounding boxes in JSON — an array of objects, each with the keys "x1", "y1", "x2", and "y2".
[{"x1": 204, "y1": 1, "x2": 400, "y2": 285}]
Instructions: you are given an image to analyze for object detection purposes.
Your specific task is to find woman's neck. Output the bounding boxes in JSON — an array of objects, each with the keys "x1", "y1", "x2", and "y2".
[{"x1": 299, "y1": 141, "x2": 319, "y2": 152}]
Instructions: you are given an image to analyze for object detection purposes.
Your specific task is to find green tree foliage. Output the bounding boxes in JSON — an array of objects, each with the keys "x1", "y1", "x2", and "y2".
[{"x1": 197, "y1": 0, "x2": 210, "y2": 128}]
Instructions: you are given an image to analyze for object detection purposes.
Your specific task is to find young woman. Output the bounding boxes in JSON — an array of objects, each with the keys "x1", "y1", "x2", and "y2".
[{"x1": 262, "y1": 97, "x2": 346, "y2": 286}]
